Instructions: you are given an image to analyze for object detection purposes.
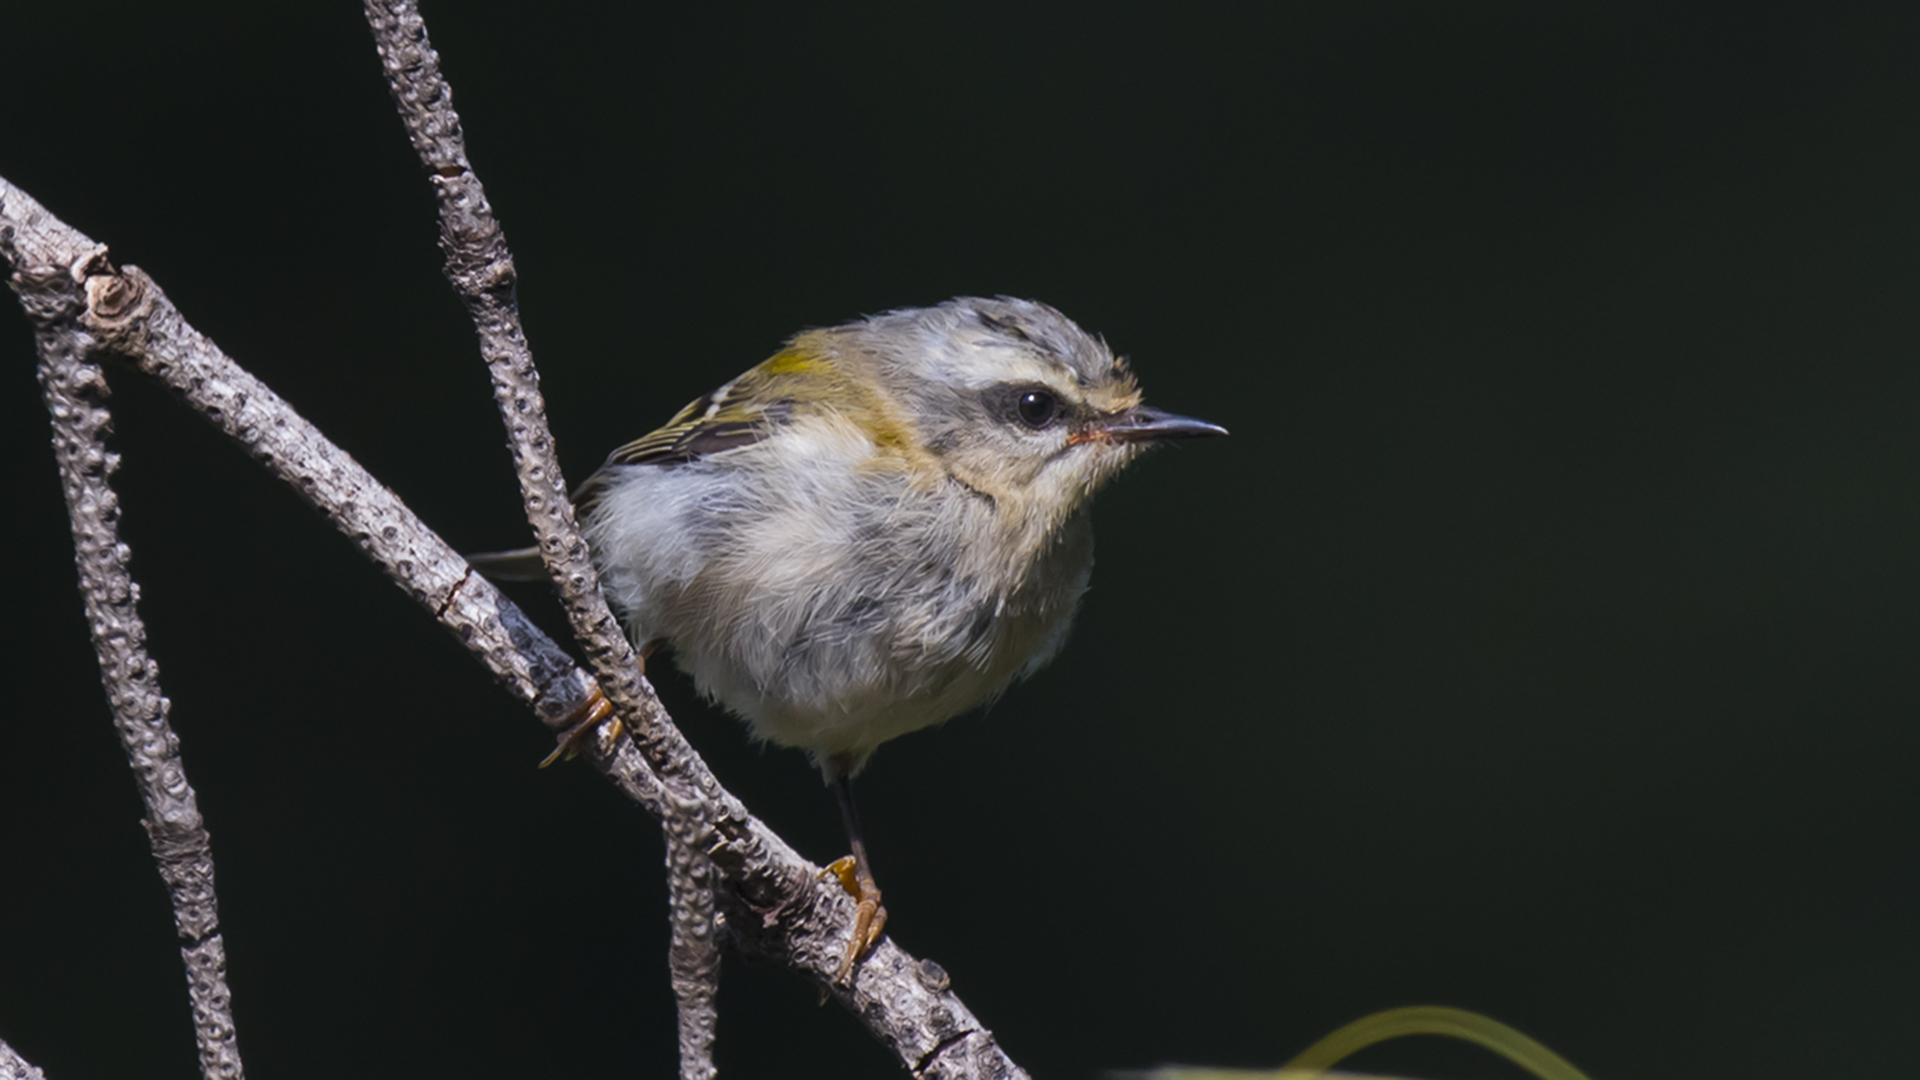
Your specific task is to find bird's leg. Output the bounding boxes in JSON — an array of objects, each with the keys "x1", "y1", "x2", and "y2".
[
  {"x1": 536, "y1": 639, "x2": 659, "y2": 768},
  {"x1": 824, "y1": 770, "x2": 887, "y2": 984}
]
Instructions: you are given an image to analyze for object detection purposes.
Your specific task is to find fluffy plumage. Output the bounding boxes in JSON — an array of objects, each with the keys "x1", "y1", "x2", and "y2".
[{"x1": 488, "y1": 297, "x2": 1223, "y2": 779}]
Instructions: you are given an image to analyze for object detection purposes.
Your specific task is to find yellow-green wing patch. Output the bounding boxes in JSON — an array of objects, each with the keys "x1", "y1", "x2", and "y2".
[{"x1": 573, "y1": 352, "x2": 818, "y2": 515}]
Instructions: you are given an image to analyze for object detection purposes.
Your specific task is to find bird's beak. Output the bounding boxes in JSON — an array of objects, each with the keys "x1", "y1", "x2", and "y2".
[{"x1": 1072, "y1": 405, "x2": 1229, "y2": 445}]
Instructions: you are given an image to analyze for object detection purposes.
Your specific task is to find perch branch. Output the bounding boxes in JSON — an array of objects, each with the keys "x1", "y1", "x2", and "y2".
[
  {"x1": 360, "y1": 3, "x2": 724, "y2": 1067},
  {"x1": 2, "y1": 174, "x2": 1027, "y2": 1078}
]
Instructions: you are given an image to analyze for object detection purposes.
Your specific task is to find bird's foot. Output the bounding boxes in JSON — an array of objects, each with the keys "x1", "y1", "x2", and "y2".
[
  {"x1": 536, "y1": 642, "x2": 658, "y2": 768},
  {"x1": 537, "y1": 687, "x2": 620, "y2": 768},
  {"x1": 822, "y1": 855, "x2": 887, "y2": 985}
]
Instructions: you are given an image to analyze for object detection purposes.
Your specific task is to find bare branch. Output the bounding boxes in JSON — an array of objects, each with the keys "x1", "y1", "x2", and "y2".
[
  {"x1": 0, "y1": 1037, "x2": 49, "y2": 1080},
  {"x1": 1, "y1": 175, "x2": 1029, "y2": 1078},
  {"x1": 360, "y1": 3, "x2": 729, "y2": 1065},
  {"x1": 361, "y1": 0, "x2": 666, "y2": 765},
  {"x1": 666, "y1": 807, "x2": 721, "y2": 1080},
  {"x1": 9, "y1": 210, "x2": 244, "y2": 1078}
]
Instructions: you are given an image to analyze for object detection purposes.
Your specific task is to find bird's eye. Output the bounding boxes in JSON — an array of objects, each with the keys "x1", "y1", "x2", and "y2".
[{"x1": 1014, "y1": 390, "x2": 1058, "y2": 429}]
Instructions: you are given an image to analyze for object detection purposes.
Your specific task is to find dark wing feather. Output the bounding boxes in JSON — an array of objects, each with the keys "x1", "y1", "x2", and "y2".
[
  {"x1": 573, "y1": 370, "x2": 793, "y2": 517},
  {"x1": 470, "y1": 344, "x2": 831, "y2": 575}
]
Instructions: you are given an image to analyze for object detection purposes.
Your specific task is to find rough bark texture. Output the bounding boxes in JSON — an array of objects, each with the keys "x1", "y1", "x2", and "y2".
[
  {"x1": 0, "y1": 1038, "x2": 48, "y2": 1080},
  {"x1": 9, "y1": 206, "x2": 244, "y2": 1079},
  {"x1": 666, "y1": 799, "x2": 721, "y2": 1080},
  {"x1": 2, "y1": 168, "x2": 1028, "y2": 1079},
  {"x1": 359, "y1": 0, "x2": 653, "y2": 751},
  {"x1": 360, "y1": 4, "x2": 728, "y2": 1069}
]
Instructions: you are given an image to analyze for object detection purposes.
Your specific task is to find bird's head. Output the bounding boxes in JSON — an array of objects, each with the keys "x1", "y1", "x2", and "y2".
[{"x1": 829, "y1": 297, "x2": 1225, "y2": 528}]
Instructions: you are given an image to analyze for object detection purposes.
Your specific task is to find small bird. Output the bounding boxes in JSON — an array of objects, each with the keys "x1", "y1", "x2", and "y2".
[{"x1": 474, "y1": 297, "x2": 1224, "y2": 980}]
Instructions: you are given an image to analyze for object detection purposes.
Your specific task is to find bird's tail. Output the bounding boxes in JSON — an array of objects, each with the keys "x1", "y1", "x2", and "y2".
[{"x1": 464, "y1": 546, "x2": 550, "y2": 582}]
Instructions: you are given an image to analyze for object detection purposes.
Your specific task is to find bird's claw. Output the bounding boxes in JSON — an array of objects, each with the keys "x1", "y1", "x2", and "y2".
[
  {"x1": 537, "y1": 687, "x2": 620, "y2": 768},
  {"x1": 821, "y1": 855, "x2": 887, "y2": 984},
  {"x1": 537, "y1": 642, "x2": 660, "y2": 768}
]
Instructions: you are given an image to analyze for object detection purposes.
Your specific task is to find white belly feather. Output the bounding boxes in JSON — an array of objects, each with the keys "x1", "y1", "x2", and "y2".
[{"x1": 582, "y1": 414, "x2": 1092, "y2": 772}]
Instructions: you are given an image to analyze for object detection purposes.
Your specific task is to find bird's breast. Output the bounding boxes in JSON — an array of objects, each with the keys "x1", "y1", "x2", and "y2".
[{"x1": 585, "y1": 431, "x2": 1095, "y2": 768}]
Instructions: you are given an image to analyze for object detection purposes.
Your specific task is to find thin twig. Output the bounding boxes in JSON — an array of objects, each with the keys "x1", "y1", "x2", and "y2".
[
  {"x1": 359, "y1": 0, "x2": 731, "y2": 1066},
  {"x1": 1, "y1": 176, "x2": 1029, "y2": 1079},
  {"x1": 13, "y1": 231, "x2": 242, "y2": 1077},
  {"x1": 360, "y1": 0, "x2": 675, "y2": 776},
  {"x1": 666, "y1": 801, "x2": 721, "y2": 1080}
]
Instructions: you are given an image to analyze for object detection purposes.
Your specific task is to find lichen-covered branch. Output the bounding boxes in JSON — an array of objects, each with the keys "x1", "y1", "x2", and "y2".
[{"x1": 1, "y1": 175, "x2": 1028, "y2": 1078}]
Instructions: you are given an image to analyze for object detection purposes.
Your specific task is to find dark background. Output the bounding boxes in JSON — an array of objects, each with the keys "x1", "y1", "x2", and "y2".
[{"x1": 4, "y1": 3, "x2": 1917, "y2": 1078}]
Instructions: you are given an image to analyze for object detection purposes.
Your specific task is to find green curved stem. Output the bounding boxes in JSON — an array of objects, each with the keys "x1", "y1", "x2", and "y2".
[{"x1": 1282, "y1": 1005, "x2": 1593, "y2": 1080}]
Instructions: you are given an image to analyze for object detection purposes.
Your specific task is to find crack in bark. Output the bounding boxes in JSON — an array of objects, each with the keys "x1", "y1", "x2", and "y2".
[
  {"x1": 435, "y1": 565, "x2": 473, "y2": 621},
  {"x1": 914, "y1": 1030, "x2": 982, "y2": 1076}
]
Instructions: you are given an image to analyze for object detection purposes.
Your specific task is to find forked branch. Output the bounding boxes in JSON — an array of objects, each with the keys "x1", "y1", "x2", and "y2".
[
  {"x1": 3, "y1": 149, "x2": 1022, "y2": 1080},
  {"x1": 17, "y1": 222, "x2": 242, "y2": 1079},
  {"x1": 360, "y1": 3, "x2": 725, "y2": 1069}
]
